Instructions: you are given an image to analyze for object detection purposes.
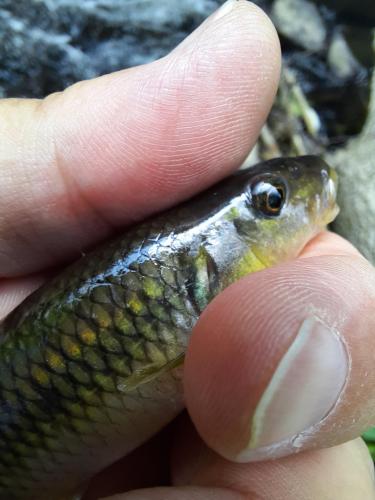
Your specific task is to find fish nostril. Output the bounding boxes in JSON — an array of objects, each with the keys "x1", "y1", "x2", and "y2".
[{"x1": 321, "y1": 169, "x2": 329, "y2": 181}]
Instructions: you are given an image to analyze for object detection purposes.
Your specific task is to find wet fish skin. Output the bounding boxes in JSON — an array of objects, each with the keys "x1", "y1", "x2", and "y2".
[{"x1": 0, "y1": 156, "x2": 338, "y2": 499}]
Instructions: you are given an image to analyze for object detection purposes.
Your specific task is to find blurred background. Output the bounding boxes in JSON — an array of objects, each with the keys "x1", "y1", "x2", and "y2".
[{"x1": 1, "y1": 0, "x2": 375, "y2": 455}]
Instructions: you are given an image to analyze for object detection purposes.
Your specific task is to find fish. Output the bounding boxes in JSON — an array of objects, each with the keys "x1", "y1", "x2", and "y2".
[{"x1": 0, "y1": 156, "x2": 338, "y2": 499}]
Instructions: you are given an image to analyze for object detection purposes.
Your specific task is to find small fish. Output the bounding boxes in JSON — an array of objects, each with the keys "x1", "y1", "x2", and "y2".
[{"x1": 0, "y1": 156, "x2": 338, "y2": 499}]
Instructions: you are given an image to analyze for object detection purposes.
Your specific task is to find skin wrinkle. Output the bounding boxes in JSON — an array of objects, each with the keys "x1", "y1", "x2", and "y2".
[
  {"x1": 73, "y1": 56, "x2": 256, "y2": 207},
  {"x1": 123, "y1": 10, "x2": 278, "y2": 179},
  {"x1": 88, "y1": 71, "x2": 225, "y2": 170},
  {"x1": 135, "y1": 95, "x2": 238, "y2": 166},
  {"x1": 0, "y1": 101, "x2": 104, "y2": 271},
  {"x1": 52, "y1": 124, "x2": 115, "y2": 236},
  {"x1": 3, "y1": 160, "x2": 70, "y2": 270}
]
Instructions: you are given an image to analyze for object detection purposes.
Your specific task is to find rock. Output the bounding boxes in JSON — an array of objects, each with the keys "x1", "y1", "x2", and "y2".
[
  {"x1": 328, "y1": 52, "x2": 375, "y2": 263},
  {"x1": 315, "y1": 0, "x2": 375, "y2": 27},
  {"x1": 328, "y1": 31, "x2": 363, "y2": 80},
  {"x1": 0, "y1": 0, "x2": 222, "y2": 98},
  {"x1": 271, "y1": 0, "x2": 327, "y2": 52}
]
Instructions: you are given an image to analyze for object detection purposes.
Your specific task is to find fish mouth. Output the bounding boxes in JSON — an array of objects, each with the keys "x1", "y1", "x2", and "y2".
[{"x1": 324, "y1": 202, "x2": 340, "y2": 225}]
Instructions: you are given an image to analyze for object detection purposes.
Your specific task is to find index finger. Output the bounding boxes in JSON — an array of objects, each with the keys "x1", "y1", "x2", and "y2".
[{"x1": 0, "y1": 0, "x2": 280, "y2": 277}]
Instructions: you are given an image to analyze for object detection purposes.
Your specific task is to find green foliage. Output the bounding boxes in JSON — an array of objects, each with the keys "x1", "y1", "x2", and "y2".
[{"x1": 362, "y1": 427, "x2": 375, "y2": 461}]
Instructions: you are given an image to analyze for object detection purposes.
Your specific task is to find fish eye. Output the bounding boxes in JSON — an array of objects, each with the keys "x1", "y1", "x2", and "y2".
[{"x1": 250, "y1": 179, "x2": 286, "y2": 216}]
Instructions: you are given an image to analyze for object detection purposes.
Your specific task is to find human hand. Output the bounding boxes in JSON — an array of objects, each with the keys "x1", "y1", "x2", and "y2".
[{"x1": 1, "y1": 1, "x2": 374, "y2": 499}]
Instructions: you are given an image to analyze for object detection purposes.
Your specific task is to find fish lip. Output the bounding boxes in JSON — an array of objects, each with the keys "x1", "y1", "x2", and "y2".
[
  {"x1": 321, "y1": 166, "x2": 339, "y2": 225},
  {"x1": 324, "y1": 203, "x2": 340, "y2": 225}
]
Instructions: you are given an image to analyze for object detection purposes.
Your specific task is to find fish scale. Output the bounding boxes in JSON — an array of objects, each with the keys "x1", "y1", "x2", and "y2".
[{"x1": 0, "y1": 156, "x2": 338, "y2": 499}]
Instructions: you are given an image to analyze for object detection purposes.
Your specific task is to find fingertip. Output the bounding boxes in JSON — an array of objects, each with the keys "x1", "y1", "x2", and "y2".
[{"x1": 184, "y1": 251, "x2": 375, "y2": 462}]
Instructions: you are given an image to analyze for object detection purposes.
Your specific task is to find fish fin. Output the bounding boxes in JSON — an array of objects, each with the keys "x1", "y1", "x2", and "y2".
[{"x1": 116, "y1": 353, "x2": 185, "y2": 393}]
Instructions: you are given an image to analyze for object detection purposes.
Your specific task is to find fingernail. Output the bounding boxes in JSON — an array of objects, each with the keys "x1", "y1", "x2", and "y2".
[
  {"x1": 211, "y1": 0, "x2": 239, "y2": 21},
  {"x1": 238, "y1": 317, "x2": 349, "y2": 460}
]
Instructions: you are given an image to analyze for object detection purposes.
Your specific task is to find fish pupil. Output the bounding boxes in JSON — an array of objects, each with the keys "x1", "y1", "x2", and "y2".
[
  {"x1": 251, "y1": 180, "x2": 285, "y2": 216},
  {"x1": 268, "y1": 188, "x2": 283, "y2": 210}
]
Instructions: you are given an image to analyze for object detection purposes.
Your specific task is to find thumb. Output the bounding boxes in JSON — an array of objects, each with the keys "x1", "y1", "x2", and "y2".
[{"x1": 184, "y1": 232, "x2": 375, "y2": 462}]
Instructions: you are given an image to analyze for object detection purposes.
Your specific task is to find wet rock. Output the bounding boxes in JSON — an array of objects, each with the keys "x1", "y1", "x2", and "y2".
[
  {"x1": 328, "y1": 31, "x2": 363, "y2": 80},
  {"x1": 0, "y1": 0, "x2": 222, "y2": 98},
  {"x1": 328, "y1": 59, "x2": 375, "y2": 263},
  {"x1": 271, "y1": 0, "x2": 327, "y2": 52},
  {"x1": 315, "y1": 0, "x2": 375, "y2": 27}
]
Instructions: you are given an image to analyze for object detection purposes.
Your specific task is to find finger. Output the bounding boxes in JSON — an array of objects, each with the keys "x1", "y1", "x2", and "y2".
[
  {"x1": 171, "y1": 415, "x2": 375, "y2": 500},
  {"x1": 0, "y1": 0, "x2": 280, "y2": 276},
  {"x1": 103, "y1": 487, "x2": 244, "y2": 500},
  {"x1": 83, "y1": 425, "x2": 172, "y2": 500},
  {"x1": 300, "y1": 230, "x2": 364, "y2": 259},
  {"x1": 102, "y1": 415, "x2": 375, "y2": 500},
  {"x1": 185, "y1": 231, "x2": 375, "y2": 462},
  {"x1": 0, "y1": 276, "x2": 45, "y2": 320}
]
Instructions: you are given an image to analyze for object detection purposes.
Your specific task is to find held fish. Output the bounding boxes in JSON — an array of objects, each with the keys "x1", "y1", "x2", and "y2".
[{"x1": 0, "y1": 156, "x2": 338, "y2": 499}]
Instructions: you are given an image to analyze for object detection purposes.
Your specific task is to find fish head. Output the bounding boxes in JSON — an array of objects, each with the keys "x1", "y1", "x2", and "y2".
[{"x1": 213, "y1": 155, "x2": 339, "y2": 281}]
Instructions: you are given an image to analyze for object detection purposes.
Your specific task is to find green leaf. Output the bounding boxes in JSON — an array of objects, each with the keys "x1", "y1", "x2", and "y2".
[
  {"x1": 362, "y1": 426, "x2": 375, "y2": 442},
  {"x1": 364, "y1": 442, "x2": 375, "y2": 462}
]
